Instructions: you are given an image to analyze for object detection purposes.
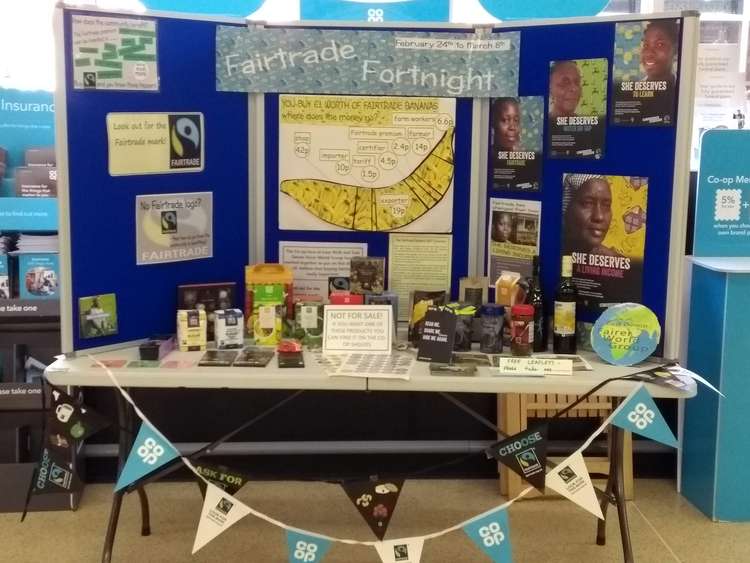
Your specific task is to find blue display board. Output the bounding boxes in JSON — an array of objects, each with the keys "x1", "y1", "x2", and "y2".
[
  {"x1": 61, "y1": 9, "x2": 250, "y2": 352},
  {"x1": 483, "y1": 18, "x2": 684, "y2": 336}
]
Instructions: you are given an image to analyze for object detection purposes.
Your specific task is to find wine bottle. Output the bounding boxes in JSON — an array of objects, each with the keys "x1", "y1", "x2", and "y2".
[
  {"x1": 553, "y1": 255, "x2": 577, "y2": 354},
  {"x1": 527, "y1": 255, "x2": 546, "y2": 352}
]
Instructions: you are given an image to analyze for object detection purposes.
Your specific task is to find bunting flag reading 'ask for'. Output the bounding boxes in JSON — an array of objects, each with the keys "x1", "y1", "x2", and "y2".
[
  {"x1": 114, "y1": 422, "x2": 180, "y2": 492},
  {"x1": 193, "y1": 461, "x2": 249, "y2": 498},
  {"x1": 286, "y1": 530, "x2": 332, "y2": 563},
  {"x1": 611, "y1": 384, "x2": 678, "y2": 448},
  {"x1": 462, "y1": 506, "x2": 513, "y2": 563}
]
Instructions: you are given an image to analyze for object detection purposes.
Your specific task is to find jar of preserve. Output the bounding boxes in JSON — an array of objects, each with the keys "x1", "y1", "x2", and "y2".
[{"x1": 511, "y1": 304, "x2": 534, "y2": 356}]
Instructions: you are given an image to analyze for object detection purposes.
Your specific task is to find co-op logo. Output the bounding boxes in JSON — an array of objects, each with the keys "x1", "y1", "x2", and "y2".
[{"x1": 169, "y1": 114, "x2": 202, "y2": 169}]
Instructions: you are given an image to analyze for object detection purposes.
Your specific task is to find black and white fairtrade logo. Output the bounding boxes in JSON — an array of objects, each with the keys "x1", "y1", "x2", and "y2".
[
  {"x1": 49, "y1": 463, "x2": 73, "y2": 489},
  {"x1": 515, "y1": 448, "x2": 542, "y2": 476},
  {"x1": 558, "y1": 465, "x2": 577, "y2": 484},
  {"x1": 168, "y1": 114, "x2": 202, "y2": 169},
  {"x1": 83, "y1": 72, "x2": 97, "y2": 88},
  {"x1": 393, "y1": 544, "x2": 409, "y2": 561},
  {"x1": 216, "y1": 497, "x2": 234, "y2": 515},
  {"x1": 161, "y1": 210, "x2": 177, "y2": 234}
]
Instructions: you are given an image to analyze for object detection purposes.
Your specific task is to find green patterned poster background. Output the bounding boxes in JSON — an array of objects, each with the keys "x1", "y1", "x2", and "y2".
[{"x1": 613, "y1": 20, "x2": 680, "y2": 82}]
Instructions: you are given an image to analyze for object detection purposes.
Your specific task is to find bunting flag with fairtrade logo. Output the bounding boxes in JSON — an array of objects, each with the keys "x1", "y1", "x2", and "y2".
[
  {"x1": 611, "y1": 384, "x2": 678, "y2": 448},
  {"x1": 286, "y1": 530, "x2": 332, "y2": 563},
  {"x1": 32, "y1": 447, "x2": 84, "y2": 495},
  {"x1": 545, "y1": 451, "x2": 604, "y2": 520},
  {"x1": 374, "y1": 537, "x2": 425, "y2": 563},
  {"x1": 462, "y1": 506, "x2": 513, "y2": 562},
  {"x1": 485, "y1": 424, "x2": 548, "y2": 492},
  {"x1": 193, "y1": 461, "x2": 249, "y2": 498},
  {"x1": 193, "y1": 482, "x2": 252, "y2": 554},
  {"x1": 342, "y1": 478, "x2": 404, "y2": 540},
  {"x1": 114, "y1": 422, "x2": 180, "y2": 492},
  {"x1": 47, "y1": 387, "x2": 110, "y2": 444}
]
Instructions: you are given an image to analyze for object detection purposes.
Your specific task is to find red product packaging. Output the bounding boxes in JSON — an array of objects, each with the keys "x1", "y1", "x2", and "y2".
[{"x1": 329, "y1": 292, "x2": 364, "y2": 305}]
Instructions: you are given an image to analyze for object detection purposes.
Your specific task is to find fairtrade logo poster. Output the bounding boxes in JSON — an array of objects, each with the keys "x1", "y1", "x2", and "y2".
[
  {"x1": 135, "y1": 192, "x2": 213, "y2": 265},
  {"x1": 107, "y1": 112, "x2": 204, "y2": 175}
]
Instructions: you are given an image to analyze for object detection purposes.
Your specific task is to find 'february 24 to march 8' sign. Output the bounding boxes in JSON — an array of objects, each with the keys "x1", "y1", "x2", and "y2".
[
  {"x1": 106, "y1": 112, "x2": 204, "y2": 176},
  {"x1": 216, "y1": 27, "x2": 520, "y2": 98},
  {"x1": 135, "y1": 192, "x2": 213, "y2": 265}
]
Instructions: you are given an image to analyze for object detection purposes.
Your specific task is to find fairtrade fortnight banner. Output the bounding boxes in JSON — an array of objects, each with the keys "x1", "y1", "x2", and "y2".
[{"x1": 216, "y1": 27, "x2": 520, "y2": 98}]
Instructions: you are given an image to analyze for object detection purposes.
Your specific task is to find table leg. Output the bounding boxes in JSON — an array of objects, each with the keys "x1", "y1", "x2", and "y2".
[
  {"x1": 101, "y1": 389, "x2": 129, "y2": 563},
  {"x1": 596, "y1": 429, "x2": 616, "y2": 546},
  {"x1": 612, "y1": 423, "x2": 634, "y2": 563},
  {"x1": 123, "y1": 394, "x2": 151, "y2": 537}
]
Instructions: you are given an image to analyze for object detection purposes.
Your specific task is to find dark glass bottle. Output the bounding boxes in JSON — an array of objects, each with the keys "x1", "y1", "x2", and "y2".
[
  {"x1": 527, "y1": 255, "x2": 546, "y2": 352},
  {"x1": 553, "y1": 255, "x2": 577, "y2": 354}
]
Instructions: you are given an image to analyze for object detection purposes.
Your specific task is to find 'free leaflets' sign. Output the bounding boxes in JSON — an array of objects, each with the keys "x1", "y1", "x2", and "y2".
[{"x1": 322, "y1": 305, "x2": 392, "y2": 355}]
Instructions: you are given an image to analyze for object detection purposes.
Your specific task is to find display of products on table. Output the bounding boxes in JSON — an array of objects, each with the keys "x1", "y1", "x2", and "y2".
[{"x1": 177, "y1": 282, "x2": 236, "y2": 342}]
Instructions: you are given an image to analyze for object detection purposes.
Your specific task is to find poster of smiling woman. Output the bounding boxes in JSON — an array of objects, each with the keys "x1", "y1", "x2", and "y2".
[
  {"x1": 561, "y1": 174, "x2": 647, "y2": 316},
  {"x1": 612, "y1": 19, "x2": 681, "y2": 126}
]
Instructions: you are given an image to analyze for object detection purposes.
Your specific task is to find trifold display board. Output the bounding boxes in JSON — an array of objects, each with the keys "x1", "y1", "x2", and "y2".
[{"x1": 55, "y1": 6, "x2": 697, "y2": 357}]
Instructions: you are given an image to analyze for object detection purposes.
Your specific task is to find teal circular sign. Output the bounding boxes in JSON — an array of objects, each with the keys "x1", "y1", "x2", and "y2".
[
  {"x1": 143, "y1": 1, "x2": 265, "y2": 17},
  {"x1": 478, "y1": 0, "x2": 609, "y2": 20},
  {"x1": 591, "y1": 303, "x2": 661, "y2": 366}
]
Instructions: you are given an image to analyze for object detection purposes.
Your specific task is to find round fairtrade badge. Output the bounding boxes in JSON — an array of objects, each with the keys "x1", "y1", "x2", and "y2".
[{"x1": 591, "y1": 303, "x2": 661, "y2": 366}]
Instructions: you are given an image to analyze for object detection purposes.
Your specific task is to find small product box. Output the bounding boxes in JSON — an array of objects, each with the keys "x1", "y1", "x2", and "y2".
[
  {"x1": 293, "y1": 300, "x2": 324, "y2": 348},
  {"x1": 139, "y1": 335, "x2": 175, "y2": 361},
  {"x1": 18, "y1": 253, "x2": 59, "y2": 299},
  {"x1": 0, "y1": 255, "x2": 9, "y2": 299},
  {"x1": 329, "y1": 292, "x2": 364, "y2": 305},
  {"x1": 177, "y1": 282, "x2": 235, "y2": 342},
  {"x1": 350, "y1": 256, "x2": 385, "y2": 295},
  {"x1": 177, "y1": 309, "x2": 207, "y2": 352},
  {"x1": 244, "y1": 264, "x2": 294, "y2": 335},
  {"x1": 215, "y1": 308, "x2": 245, "y2": 349},
  {"x1": 15, "y1": 166, "x2": 57, "y2": 197}
]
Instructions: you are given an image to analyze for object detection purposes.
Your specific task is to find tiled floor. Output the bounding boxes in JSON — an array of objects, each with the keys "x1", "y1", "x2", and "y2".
[{"x1": 1, "y1": 479, "x2": 748, "y2": 562}]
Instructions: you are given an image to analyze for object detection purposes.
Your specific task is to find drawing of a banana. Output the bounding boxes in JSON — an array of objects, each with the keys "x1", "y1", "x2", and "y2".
[{"x1": 281, "y1": 127, "x2": 454, "y2": 231}]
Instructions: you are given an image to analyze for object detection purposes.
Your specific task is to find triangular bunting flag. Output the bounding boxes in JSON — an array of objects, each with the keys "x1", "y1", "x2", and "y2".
[
  {"x1": 114, "y1": 422, "x2": 180, "y2": 492},
  {"x1": 193, "y1": 461, "x2": 249, "y2": 498},
  {"x1": 546, "y1": 451, "x2": 604, "y2": 520},
  {"x1": 374, "y1": 537, "x2": 424, "y2": 563},
  {"x1": 286, "y1": 530, "x2": 332, "y2": 562},
  {"x1": 486, "y1": 424, "x2": 548, "y2": 492},
  {"x1": 192, "y1": 483, "x2": 252, "y2": 554},
  {"x1": 612, "y1": 385, "x2": 678, "y2": 448},
  {"x1": 342, "y1": 477, "x2": 404, "y2": 540},
  {"x1": 32, "y1": 447, "x2": 84, "y2": 495},
  {"x1": 462, "y1": 506, "x2": 513, "y2": 563},
  {"x1": 47, "y1": 387, "x2": 110, "y2": 445}
]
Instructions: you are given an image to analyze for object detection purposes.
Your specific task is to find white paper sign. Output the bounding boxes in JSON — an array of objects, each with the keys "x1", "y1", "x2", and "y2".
[
  {"x1": 375, "y1": 537, "x2": 425, "y2": 563},
  {"x1": 279, "y1": 241, "x2": 367, "y2": 300},
  {"x1": 546, "y1": 451, "x2": 603, "y2": 520},
  {"x1": 493, "y1": 357, "x2": 573, "y2": 376},
  {"x1": 323, "y1": 305, "x2": 393, "y2": 355},
  {"x1": 192, "y1": 483, "x2": 251, "y2": 554}
]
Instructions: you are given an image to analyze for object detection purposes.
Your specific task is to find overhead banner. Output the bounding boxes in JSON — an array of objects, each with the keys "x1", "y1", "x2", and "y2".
[
  {"x1": 216, "y1": 27, "x2": 520, "y2": 98},
  {"x1": 301, "y1": 0, "x2": 449, "y2": 22}
]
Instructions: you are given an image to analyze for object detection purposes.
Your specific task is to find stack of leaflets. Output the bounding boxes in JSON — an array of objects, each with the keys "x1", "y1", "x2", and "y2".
[{"x1": 15, "y1": 234, "x2": 59, "y2": 253}]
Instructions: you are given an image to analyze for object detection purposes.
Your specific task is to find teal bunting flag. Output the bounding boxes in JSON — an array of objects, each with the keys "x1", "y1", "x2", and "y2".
[
  {"x1": 462, "y1": 506, "x2": 513, "y2": 562},
  {"x1": 612, "y1": 384, "x2": 678, "y2": 448},
  {"x1": 114, "y1": 422, "x2": 180, "y2": 491},
  {"x1": 286, "y1": 530, "x2": 332, "y2": 562}
]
